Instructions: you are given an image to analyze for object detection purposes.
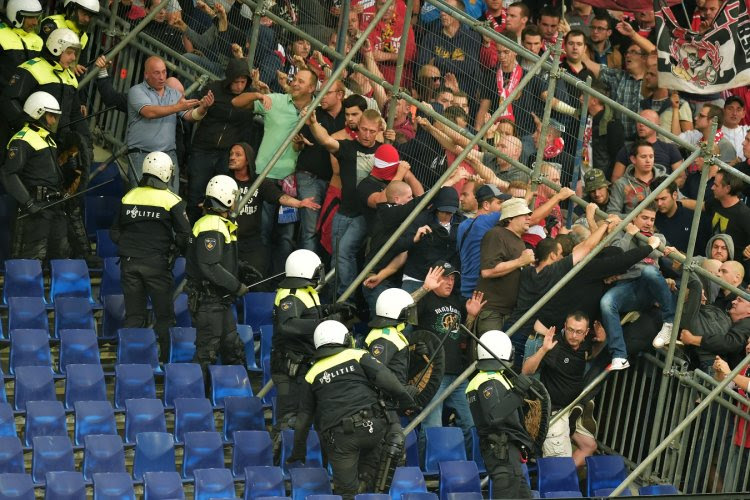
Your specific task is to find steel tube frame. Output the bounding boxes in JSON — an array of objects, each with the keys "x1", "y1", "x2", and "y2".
[
  {"x1": 549, "y1": 370, "x2": 608, "y2": 426},
  {"x1": 567, "y1": 76, "x2": 591, "y2": 228},
  {"x1": 246, "y1": 0, "x2": 265, "y2": 72},
  {"x1": 335, "y1": 0, "x2": 350, "y2": 70},
  {"x1": 384, "y1": 0, "x2": 414, "y2": 134}
]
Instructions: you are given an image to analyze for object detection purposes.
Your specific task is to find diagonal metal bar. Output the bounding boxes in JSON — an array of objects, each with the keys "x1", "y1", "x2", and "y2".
[
  {"x1": 246, "y1": 0, "x2": 266, "y2": 71},
  {"x1": 385, "y1": 0, "x2": 414, "y2": 134},
  {"x1": 567, "y1": 75, "x2": 592, "y2": 228}
]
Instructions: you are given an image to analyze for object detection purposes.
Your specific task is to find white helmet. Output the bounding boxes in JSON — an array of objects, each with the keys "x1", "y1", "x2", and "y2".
[
  {"x1": 314, "y1": 320, "x2": 352, "y2": 349},
  {"x1": 477, "y1": 330, "x2": 513, "y2": 370},
  {"x1": 45, "y1": 28, "x2": 81, "y2": 57},
  {"x1": 284, "y1": 249, "x2": 323, "y2": 286},
  {"x1": 205, "y1": 175, "x2": 238, "y2": 211},
  {"x1": 142, "y1": 152, "x2": 174, "y2": 183},
  {"x1": 23, "y1": 91, "x2": 62, "y2": 120},
  {"x1": 369, "y1": 288, "x2": 416, "y2": 328},
  {"x1": 6, "y1": 0, "x2": 43, "y2": 28},
  {"x1": 64, "y1": 0, "x2": 100, "y2": 14}
]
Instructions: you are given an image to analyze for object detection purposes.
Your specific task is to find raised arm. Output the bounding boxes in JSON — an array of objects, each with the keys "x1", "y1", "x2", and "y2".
[{"x1": 306, "y1": 108, "x2": 341, "y2": 154}]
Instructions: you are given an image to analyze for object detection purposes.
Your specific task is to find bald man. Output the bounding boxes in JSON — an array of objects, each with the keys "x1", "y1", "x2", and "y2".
[
  {"x1": 715, "y1": 260, "x2": 746, "y2": 310},
  {"x1": 126, "y1": 56, "x2": 214, "y2": 191},
  {"x1": 487, "y1": 134, "x2": 529, "y2": 184},
  {"x1": 612, "y1": 109, "x2": 682, "y2": 182}
]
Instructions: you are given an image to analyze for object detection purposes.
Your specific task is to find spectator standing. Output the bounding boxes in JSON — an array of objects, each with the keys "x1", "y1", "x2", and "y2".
[
  {"x1": 679, "y1": 103, "x2": 738, "y2": 165},
  {"x1": 640, "y1": 64, "x2": 694, "y2": 138},
  {"x1": 588, "y1": 13, "x2": 621, "y2": 68},
  {"x1": 722, "y1": 96, "x2": 750, "y2": 162},
  {"x1": 706, "y1": 233, "x2": 735, "y2": 264},
  {"x1": 582, "y1": 169, "x2": 611, "y2": 211},
  {"x1": 707, "y1": 171, "x2": 750, "y2": 276},
  {"x1": 566, "y1": 0, "x2": 594, "y2": 35},
  {"x1": 611, "y1": 110, "x2": 682, "y2": 183},
  {"x1": 584, "y1": 84, "x2": 624, "y2": 180},
  {"x1": 608, "y1": 140, "x2": 667, "y2": 216},
  {"x1": 653, "y1": 177, "x2": 710, "y2": 255},
  {"x1": 367, "y1": 0, "x2": 416, "y2": 86}
]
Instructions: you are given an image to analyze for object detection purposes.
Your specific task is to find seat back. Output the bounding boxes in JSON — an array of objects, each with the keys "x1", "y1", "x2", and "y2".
[
  {"x1": 14, "y1": 366, "x2": 56, "y2": 411},
  {"x1": 290, "y1": 467, "x2": 332, "y2": 500},
  {"x1": 390, "y1": 467, "x2": 427, "y2": 500},
  {"x1": 117, "y1": 328, "x2": 160, "y2": 369},
  {"x1": 585, "y1": 455, "x2": 628, "y2": 496},
  {"x1": 168, "y1": 327, "x2": 196, "y2": 363},
  {"x1": 64, "y1": 364, "x2": 107, "y2": 409},
  {"x1": 423, "y1": 427, "x2": 467, "y2": 475},
  {"x1": 59, "y1": 329, "x2": 100, "y2": 372},
  {"x1": 237, "y1": 325, "x2": 260, "y2": 371},
  {"x1": 208, "y1": 365, "x2": 252, "y2": 406},
  {"x1": 280, "y1": 429, "x2": 323, "y2": 478},
  {"x1": 50, "y1": 260, "x2": 93, "y2": 304},
  {"x1": 100, "y1": 258, "x2": 122, "y2": 299},
  {"x1": 9, "y1": 329, "x2": 51, "y2": 375},
  {"x1": 0, "y1": 403, "x2": 15, "y2": 437},
  {"x1": 469, "y1": 428, "x2": 485, "y2": 474},
  {"x1": 232, "y1": 430, "x2": 273, "y2": 476},
  {"x1": 54, "y1": 297, "x2": 95, "y2": 338},
  {"x1": 173, "y1": 398, "x2": 214, "y2": 443},
  {"x1": 74, "y1": 401, "x2": 117, "y2": 446},
  {"x1": 44, "y1": 471, "x2": 85, "y2": 500},
  {"x1": 243, "y1": 466, "x2": 285, "y2": 500},
  {"x1": 0, "y1": 436, "x2": 23, "y2": 474},
  {"x1": 133, "y1": 432, "x2": 176, "y2": 480},
  {"x1": 8, "y1": 297, "x2": 49, "y2": 333},
  {"x1": 437, "y1": 461, "x2": 480, "y2": 500},
  {"x1": 92, "y1": 472, "x2": 135, "y2": 500},
  {"x1": 243, "y1": 293, "x2": 275, "y2": 331},
  {"x1": 182, "y1": 432, "x2": 224, "y2": 479},
  {"x1": 223, "y1": 397, "x2": 265, "y2": 441},
  {"x1": 101, "y1": 294, "x2": 126, "y2": 339},
  {"x1": 3, "y1": 260, "x2": 44, "y2": 305},
  {"x1": 164, "y1": 363, "x2": 205, "y2": 406},
  {"x1": 24, "y1": 401, "x2": 66, "y2": 447},
  {"x1": 194, "y1": 468, "x2": 235, "y2": 500},
  {"x1": 124, "y1": 399, "x2": 167, "y2": 444},
  {"x1": 638, "y1": 484, "x2": 679, "y2": 495},
  {"x1": 115, "y1": 364, "x2": 156, "y2": 409},
  {"x1": 143, "y1": 471, "x2": 185, "y2": 500},
  {"x1": 0, "y1": 473, "x2": 34, "y2": 500},
  {"x1": 537, "y1": 457, "x2": 581, "y2": 497},
  {"x1": 83, "y1": 435, "x2": 126, "y2": 481},
  {"x1": 31, "y1": 436, "x2": 74, "y2": 484},
  {"x1": 96, "y1": 230, "x2": 119, "y2": 258}
]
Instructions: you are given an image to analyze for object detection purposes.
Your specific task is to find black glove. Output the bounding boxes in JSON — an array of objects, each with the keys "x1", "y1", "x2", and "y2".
[
  {"x1": 512, "y1": 375, "x2": 533, "y2": 398},
  {"x1": 412, "y1": 341, "x2": 429, "y2": 357},
  {"x1": 239, "y1": 262, "x2": 263, "y2": 284},
  {"x1": 63, "y1": 154, "x2": 79, "y2": 172},
  {"x1": 398, "y1": 384, "x2": 419, "y2": 411},
  {"x1": 23, "y1": 200, "x2": 41, "y2": 215},
  {"x1": 330, "y1": 301, "x2": 358, "y2": 321},
  {"x1": 235, "y1": 283, "x2": 250, "y2": 297}
]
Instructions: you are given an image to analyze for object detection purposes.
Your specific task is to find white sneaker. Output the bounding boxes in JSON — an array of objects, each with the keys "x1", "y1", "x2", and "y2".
[
  {"x1": 608, "y1": 358, "x2": 630, "y2": 371},
  {"x1": 652, "y1": 322, "x2": 674, "y2": 349}
]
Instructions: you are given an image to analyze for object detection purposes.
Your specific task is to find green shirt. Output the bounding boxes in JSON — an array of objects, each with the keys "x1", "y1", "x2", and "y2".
[{"x1": 254, "y1": 93, "x2": 302, "y2": 180}]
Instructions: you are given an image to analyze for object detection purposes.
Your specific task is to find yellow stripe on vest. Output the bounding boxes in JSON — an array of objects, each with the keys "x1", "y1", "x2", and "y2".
[
  {"x1": 365, "y1": 325, "x2": 409, "y2": 351},
  {"x1": 122, "y1": 186, "x2": 182, "y2": 211},
  {"x1": 305, "y1": 349, "x2": 366, "y2": 384},
  {"x1": 466, "y1": 370, "x2": 512, "y2": 394},
  {"x1": 274, "y1": 287, "x2": 321, "y2": 309}
]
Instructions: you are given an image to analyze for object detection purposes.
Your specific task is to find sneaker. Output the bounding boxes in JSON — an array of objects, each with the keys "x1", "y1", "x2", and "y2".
[
  {"x1": 569, "y1": 404, "x2": 583, "y2": 424},
  {"x1": 608, "y1": 358, "x2": 630, "y2": 371},
  {"x1": 652, "y1": 322, "x2": 674, "y2": 349},
  {"x1": 580, "y1": 400, "x2": 597, "y2": 435}
]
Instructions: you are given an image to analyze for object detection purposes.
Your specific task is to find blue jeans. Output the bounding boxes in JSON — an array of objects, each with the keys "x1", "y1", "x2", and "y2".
[
  {"x1": 400, "y1": 279, "x2": 424, "y2": 294},
  {"x1": 600, "y1": 266, "x2": 675, "y2": 359},
  {"x1": 186, "y1": 148, "x2": 229, "y2": 223},
  {"x1": 362, "y1": 280, "x2": 392, "y2": 320},
  {"x1": 261, "y1": 199, "x2": 296, "y2": 275},
  {"x1": 419, "y1": 375, "x2": 475, "y2": 457},
  {"x1": 127, "y1": 150, "x2": 179, "y2": 193},
  {"x1": 295, "y1": 171, "x2": 328, "y2": 252},
  {"x1": 331, "y1": 212, "x2": 367, "y2": 298}
]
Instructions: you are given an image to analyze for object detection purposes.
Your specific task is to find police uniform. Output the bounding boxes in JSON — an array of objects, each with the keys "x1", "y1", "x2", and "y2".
[
  {"x1": 186, "y1": 213, "x2": 246, "y2": 372},
  {"x1": 40, "y1": 14, "x2": 88, "y2": 49},
  {"x1": 110, "y1": 183, "x2": 191, "y2": 359},
  {"x1": 1, "y1": 123, "x2": 69, "y2": 260},
  {"x1": 0, "y1": 21, "x2": 43, "y2": 88},
  {"x1": 365, "y1": 325, "x2": 410, "y2": 383},
  {"x1": 292, "y1": 345, "x2": 416, "y2": 499},
  {"x1": 466, "y1": 369, "x2": 534, "y2": 499}
]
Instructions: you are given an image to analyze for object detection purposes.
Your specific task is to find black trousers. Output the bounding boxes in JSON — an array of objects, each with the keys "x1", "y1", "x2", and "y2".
[
  {"x1": 189, "y1": 297, "x2": 246, "y2": 373},
  {"x1": 323, "y1": 417, "x2": 387, "y2": 500},
  {"x1": 270, "y1": 353, "x2": 311, "y2": 431},
  {"x1": 481, "y1": 439, "x2": 532, "y2": 499},
  {"x1": 12, "y1": 208, "x2": 69, "y2": 262},
  {"x1": 121, "y1": 257, "x2": 175, "y2": 360}
]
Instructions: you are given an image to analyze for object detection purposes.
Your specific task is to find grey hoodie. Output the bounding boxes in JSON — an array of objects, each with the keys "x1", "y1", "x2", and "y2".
[
  {"x1": 705, "y1": 233, "x2": 735, "y2": 261},
  {"x1": 610, "y1": 230, "x2": 667, "y2": 281},
  {"x1": 607, "y1": 163, "x2": 668, "y2": 216}
]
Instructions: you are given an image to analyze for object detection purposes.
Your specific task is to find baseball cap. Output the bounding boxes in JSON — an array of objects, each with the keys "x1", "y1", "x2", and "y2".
[
  {"x1": 434, "y1": 260, "x2": 460, "y2": 276},
  {"x1": 498, "y1": 197, "x2": 532, "y2": 221},
  {"x1": 583, "y1": 169, "x2": 611, "y2": 192},
  {"x1": 476, "y1": 184, "x2": 512, "y2": 203},
  {"x1": 433, "y1": 187, "x2": 459, "y2": 213}
]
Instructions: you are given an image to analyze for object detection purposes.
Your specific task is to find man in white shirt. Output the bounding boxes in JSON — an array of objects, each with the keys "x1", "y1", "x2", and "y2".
[{"x1": 722, "y1": 96, "x2": 750, "y2": 162}]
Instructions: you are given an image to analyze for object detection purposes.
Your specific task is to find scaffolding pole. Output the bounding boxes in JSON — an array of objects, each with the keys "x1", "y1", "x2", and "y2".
[
  {"x1": 246, "y1": 0, "x2": 265, "y2": 72},
  {"x1": 567, "y1": 75, "x2": 591, "y2": 228},
  {"x1": 384, "y1": 0, "x2": 414, "y2": 134}
]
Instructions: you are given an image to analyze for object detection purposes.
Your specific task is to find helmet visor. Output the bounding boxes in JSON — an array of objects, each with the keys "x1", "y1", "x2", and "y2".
[{"x1": 401, "y1": 303, "x2": 418, "y2": 326}]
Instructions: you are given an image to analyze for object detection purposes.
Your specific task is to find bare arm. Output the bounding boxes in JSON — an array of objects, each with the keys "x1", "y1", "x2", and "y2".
[
  {"x1": 481, "y1": 249, "x2": 535, "y2": 278},
  {"x1": 306, "y1": 109, "x2": 340, "y2": 153},
  {"x1": 231, "y1": 91, "x2": 269, "y2": 110},
  {"x1": 529, "y1": 187, "x2": 574, "y2": 225},
  {"x1": 140, "y1": 96, "x2": 199, "y2": 119},
  {"x1": 522, "y1": 325, "x2": 557, "y2": 374}
]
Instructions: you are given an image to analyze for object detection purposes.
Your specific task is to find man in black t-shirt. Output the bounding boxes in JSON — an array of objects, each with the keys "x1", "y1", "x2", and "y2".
[
  {"x1": 708, "y1": 171, "x2": 750, "y2": 277},
  {"x1": 653, "y1": 177, "x2": 710, "y2": 256}
]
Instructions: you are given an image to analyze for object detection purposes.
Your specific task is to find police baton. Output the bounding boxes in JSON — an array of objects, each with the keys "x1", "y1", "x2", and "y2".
[
  {"x1": 17, "y1": 178, "x2": 115, "y2": 220},
  {"x1": 412, "y1": 329, "x2": 451, "y2": 389},
  {"x1": 60, "y1": 106, "x2": 119, "y2": 130}
]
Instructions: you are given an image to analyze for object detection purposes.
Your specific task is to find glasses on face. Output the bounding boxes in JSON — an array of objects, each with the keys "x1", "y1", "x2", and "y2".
[
  {"x1": 565, "y1": 327, "x2": 588, "y2": 336},
  {"x1": 590, "y1": 25, "x2": 608, "y2": 31}
]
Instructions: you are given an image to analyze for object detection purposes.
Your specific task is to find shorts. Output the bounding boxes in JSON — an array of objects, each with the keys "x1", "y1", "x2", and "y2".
[{"x1": 542, "y1": 408, "x2": 594, "y2": 457}]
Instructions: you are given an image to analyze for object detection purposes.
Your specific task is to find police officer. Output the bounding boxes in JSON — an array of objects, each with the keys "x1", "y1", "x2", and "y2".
[
  {"x1": 40, "y1": 0, "x2": 98, "y2": 52},
  {"x1": 186, "y1": 174, "x2": 247, "y2": 373},
  {"x1": 466, "y1": 330, "x2": 534, "y2": 499},
  {"x1": 0, "y1": 0, "x2": 43, "y2": 88},
  {"x1": 110, "y1": 152, "x2": 191, "y2": 361},
  {"x1": 289, "y1": 320, "x2": 417, "y2": 500},
  {"x1": 0, "y1": 91, "x2": 69, "y2": 261}
]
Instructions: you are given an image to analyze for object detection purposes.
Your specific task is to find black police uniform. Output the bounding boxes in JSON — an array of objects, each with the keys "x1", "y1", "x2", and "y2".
[
  {"x1": 186, "y1": 212, "x2": 247, "y2": 372},
  {"x1": 1, "y1": 123, "x2": 69, "y2": 260},
  {"x1": 466, "y1": 368, "x2": 534, "y2": 499},
  {"x1": 0, "y1": 22, "x2": 43, "y2": 88},
  {"x1": 292, "y1": 345, "x2": 416, "y2": 500},
  {"x1": 110, "y1": 180, "x2": 191, "y2": 360}
]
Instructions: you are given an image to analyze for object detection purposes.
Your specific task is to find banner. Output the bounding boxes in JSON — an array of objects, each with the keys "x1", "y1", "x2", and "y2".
[
  {"x1": 578, "y1": 0, "x2": 679, "y2": 11},
  {"x1": 655, "y1": 0, "x2": 750, "y2": 93}
]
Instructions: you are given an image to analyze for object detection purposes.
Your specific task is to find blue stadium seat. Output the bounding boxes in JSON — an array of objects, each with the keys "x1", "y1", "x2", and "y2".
[
  {"x1": 280, "y1": 429, "x2": 323, "y2": 478},
  {"x1": 8, "y1": 297, "x2": 49, "y2": 333},
  {"x1": 638, "y1": 484, "x2": 679, "y2": 495},
  {"x1": 44, "y1": 471, "x2": 85, "y2": 500},
  {"x1": 423, "y1": 427, "x2": 467, "y2": 475},
  {"x1": 50, "y1": 260, "x2": 93, "y2": 304},
  {"x1": 592, "y1": 488, "x2": 631, "y2": 496},
  {"x1": 143, "y1": 471, "x2": 185, "y2": 500},
  {"x1": 401, "y1": 494, "x2": 438, "y2": 500},
  {"x1": 84, "y1": 196, "x2": 120, "y2": 239},
  {"x1": 355, "y1": 495, "x2": 390, "y2": 500},
  {"x1": 260, "y1": 358, "x2": 275, "y2": 407},
  {"x1": 133, "y1": 432, "x2": 176, "y2": 480},
  {"x1": 0, "y1": 473, "x2": 34, "y2": 500},
  {"x1": 96, "y1": 230, "x2": 118, "y2": 259},
  {"x1": 174, "y1": 294, "x2": 192, "y2": 328},
  {"x1": 124, "y1": 399, "x2": 167, "y2": 444},
  {"x1": 404, "y1": 430, "x2": 419, "y2": 468},
  {"x1": 3, "y1": 260, "x2": 45, "y2": 305},
  {"x1": 173, "y1": 398, "x2": 214, "y2": 443},
  {"x1": 164, "y1": 363, "x2": 205, "y2": 406},
  {"x1": 290, "y1": 468, "x2": 331, "y2": 500},
  {"x1": 0, "y1": 403, "x2": 15, "y2": 437},
  {"x1": 442, "y1": 494, "x2": 482, "y2": 500},
  {"x1": 194, "y1": 468, "x2": 235, "y2": 500},
  {"x1": 232, "y1": 430, "x2": 273, "y2": 477},
  {"x1": 244, "y1": 466, "x2": 285, "y2": 500},
  {"x1": 59, "y1": 329, "x2": 100, "y2": 372},
  {"x1": 24, "y1": 401, "x2": 66, "y2": 447},
  {"x1": 388, "y1": 467, "x2": 427, "y2": 500},
  {"x1": 101, "y1": 294, "x2": 126, "y2": 339},
  {"x1": 87, "y1": 162, "x2": 124, "y2": 198},
  {"x1": 83, "y1": 435, "x2": 126, "y2": 481},
  {"x1": 92, "y1": 472, "x2": 136, "y2": 500},
  {"x1": 585, "y1": 455, "x2": 627, "y2": 496},
  {"x1": 0, "y1": 195, "x2": 14, "y2": 268},
  {"x1": 74, "y1": 401, "x2": 117, "y2": 446},
  {"x1": 242, "y1": 293, "x2": 275, "y2": 331},
  {"x1": 208, "y1": 365, "x2": 252, "y2": 406},
  {"x1": 537, "y1": 457, "x2": 580, "y2": 498},
  {"x1": 223, "y1": 397, "x2": 265, "y2": 441},
  {"x1": 117, "y1": 328, "x2": 160, "y2": 370},
  {"x1": 182, "y1": 432, "x2": 225, "y2": 479},
  {"x1": 168, "y1": 327, "x2": 196, "y2": 363},
  {"x1": 259, "y1": 325, "x2": 273, "y2": 367},
  {"x1": 115, "y1": 364, "x2": 156, "y2": 409},
  {"x1": 0, "y1": 436, "x2": 23, "y2": 474},
  {"x1": 237, "y1": 325, "x2": 261, "y2": 372},
  {"x1": 14, "y1": 366, "x2": 56, "y2": 411},
  {"x1": 306, "y1": 496, "x2": 341, "y2": 500},
  {"x1": 172, "y1": 257, "x2": 186, "y2": 284},
  {"x1": 469, "y1": 428, "x2": 485, "y2": 474},
  {"x1": 54, "y1": 297, "x2": 95, "y2": 338},
  {"x1": 438, "y1": 461, "x2": 480, "y2": 500},
  {"x1": 9, "y1": 329, "x2": 52, "y2": 375},
  {"x1": 100, "y1": 258, "x2": 122, "y2": 299},
  {"x1": 31, "y1": 436, "x2": 74, "y2": 484},
  {"x1": 64, "y1": 364, "x2": 107, "y2": 409},
  {"x1": 542, "y1": 492, "x2": 582, "y2": 498}
]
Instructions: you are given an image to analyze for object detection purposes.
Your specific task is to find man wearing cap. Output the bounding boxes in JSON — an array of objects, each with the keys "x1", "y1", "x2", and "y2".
[
  {"x1": 476, "y1": 197, "x2": 536, "y2": 333},
  {"x1": 583, "y1": 169, "x2": 611, "y2": 211},
  {"x1": 457, "y1": 184, "x2": 510, "y2": 300}
]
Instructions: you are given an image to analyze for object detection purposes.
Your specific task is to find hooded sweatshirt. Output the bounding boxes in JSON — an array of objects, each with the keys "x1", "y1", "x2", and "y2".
[
  {"x1": 607, "y1": 163, "x2": 668, "y2": 216},
  {"x1": 705, "y1": 233, "x2": 735, "y2": 261},
  {"x1": 610, "y1": 230, "x2": 667, "y2": 282}
]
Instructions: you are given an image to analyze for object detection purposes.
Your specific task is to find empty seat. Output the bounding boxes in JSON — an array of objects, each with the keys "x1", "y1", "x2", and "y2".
[
  {"x1": 14, "y1": 366, "x2": 56, "y2": 411},
  {"x1": 173, "y1": 398, "x2": 214, "y2": 443},
  {"x1": 208, "y1": 365, "x2": 253, "y2": 406},
  {"x1": 92, "y1": 472, "x2": 136, "y2": 500},
  {"x1": 260, "y1": 359, "x2": 275, "y2": 407},
  {"x1": 96, "y1": 230, "x2": 118, "y2": 259},
  {"x1": 543, "y1": 492, "x2": 582, "y2": 498},
  {"x1": 401, "y1": 494, "x2": 438, "y2": 500},
  {"x1": 133, "y1": 432, "x2": 175, "y2": 480},
  {"x1": 244, "y1": 466, "x2": 285, "y2": 500},
  {"x1": 58, "y1": 329, "x2": 100, "y2": 372},
  {"x1": 100, "y1": 258, "x2": 122, "y2": 299},
  {"x1": 469, "y1": 428, "x2": 485, "y2": 474},
  {"x1": 242, "y1": 293, "x2": 275, "y2": 331},
  {"x1": 237, "y1": 325, "x2": 261, "y2": 372},
  {"x1": 83, "y1": 435, "x2": 126, "y2": 481},
  {"x1": 64, "y1": 364, "x2": 107, "y2": 409},
  {"x1": 74, "y1": 401, "x2": 117, "y2": 446},
  {"x1": 307, "y1": 497, "x2": 341, "y2": 500},
  {"x1": 638, "y1": 484, "x2": 679, "y2": 495},
  {"x1": 24, "y1": 401, "x2": 66, "y2": 447},
  {"x1": 50, "y1": 259, "x2": 93, "y2": 304},
  {"x1": 182, "y1": 432, "x2": 224, "y2": 479},
  {"x1": 172, "y1": 257, "x2": 186, "y2": 283},
  {"x1": 124, "y1": 399, "x2": 167, "y2": 444},
  {"x1": 101, "y1": 294, "x2": 126, "y2": 339},
  {"x1": 9, "y1": 329, "x2": 52, "y2": 375},
  {"x1": 537, "y1": 457, "x2": 581, "y2": 498},
  {"x1": 259, "y1": 325, "x2": 273, "y2": 367},
  {"x1": 8, "y1": 297, "x2": 48, "y2": 334},
  {"x1": 85, "y1": 195, "x2": 121, "y2": 238},
  {"x1": 164, "y1": 363, "x2": 205, "y2": 406},
  {"x1": 114, "y1": 364, "x2": 156, "y2": 409},
  {"x1": 174, "y1": 293, "x2": 192, "y2": 328},
  {"x1": 585, "y1": 455, "x2": 627, "y2": 496},
  {"x1": 54, "y1": 297, "x2": 95, "y2": 338},
  {"x1": 194, "y1": 468, "x2": 235, "y2": 500},
  {"x1": 44, "y1": 471, "x2": 85, "y2": 500},
  {"x1": 290, "y1": 467, "x2": 331, "y2": 500},
  {"x1": 31, "y1": 436, "x2": 74, "y2": 484},
  {"x1": 143, "y1": 471, "x2": 185, "y2": 500},
  {"x1": 438, "y1": 461, "x2": 480, "y2": 500},
  {"x1": 0, "y1": 403, "x2": 15, "y2": 437},
  {"x1": 223, "y1": 397, "x2": 265, "y2": 441},
  {"x1": 404, "y1": 430, "x2": 419, "y2": 468},
  {"x1": 0, "y1": 436, "x2": 23, "y2": 474},
  {"x1": 0, "y1": 473, "x2": 34, "y2": 500},
  {"x1": 168, "y1": 327, "x2": 196, "y2": 363},
  {"x1": 3, "y1": 260, "x2": 44, "y2": 305},
  {"x1": 355, "y1": 495, "x2": 390, "y2": 500},
  {"x1": 232, "y1": 431, "x2": 273, "y2": 477},
  {"x1": 117, "y1": 328, "x2": 160, "y2": 369},
  {"x1": 390, "y1": 467, "x2": 427, "y2": 500},
  {"x1": 280, "y1": 429, "x2": 323, "y2": 478},
  {"x1": 423, "y1": 427, "x2": 467, "y2": 475}
]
